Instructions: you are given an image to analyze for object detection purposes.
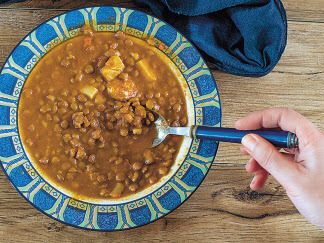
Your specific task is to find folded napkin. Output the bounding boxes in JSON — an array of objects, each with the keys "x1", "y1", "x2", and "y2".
[
  {"x1": 0, "y1": 0, "x2": 20, "y2": 3},
  {"x1": 135, "y1": 0, "x2": 287, "y2": 77}
]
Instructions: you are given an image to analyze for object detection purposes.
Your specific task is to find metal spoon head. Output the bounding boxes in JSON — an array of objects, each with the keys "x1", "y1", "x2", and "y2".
[{"x1": 148, "y1": 109, "x2": 170, "y2": 148}]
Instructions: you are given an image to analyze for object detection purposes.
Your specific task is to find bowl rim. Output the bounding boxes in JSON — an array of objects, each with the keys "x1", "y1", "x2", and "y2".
[{"x1": 0, "y1": 5, "x2": 222, "y2": 231}]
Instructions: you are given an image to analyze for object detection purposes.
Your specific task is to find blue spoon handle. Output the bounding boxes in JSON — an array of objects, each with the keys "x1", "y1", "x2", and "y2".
[{"x1": 192, "y1": 126, "x2": 298, "y2": 148}]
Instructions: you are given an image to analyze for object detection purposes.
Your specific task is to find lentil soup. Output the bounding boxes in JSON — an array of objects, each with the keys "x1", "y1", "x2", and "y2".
[{"x1": 18, "y1": 27, "x2": 188, "y2": 200}]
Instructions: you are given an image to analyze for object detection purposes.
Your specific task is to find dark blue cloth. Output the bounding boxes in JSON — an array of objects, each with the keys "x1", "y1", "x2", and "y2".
[
  {"x1": 0, "y1": 0, "x2": 22, "y2": 3},
  {"x1": 135, "y1": 0, "x2": 287, "y2": 77}
]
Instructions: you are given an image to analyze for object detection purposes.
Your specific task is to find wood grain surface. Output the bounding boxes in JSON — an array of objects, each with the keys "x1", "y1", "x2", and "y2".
[{"x1": 0, "y1": 0, "x2": 323, "y2": 241}]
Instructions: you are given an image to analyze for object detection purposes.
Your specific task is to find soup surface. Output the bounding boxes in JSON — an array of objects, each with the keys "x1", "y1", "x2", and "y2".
[{"x1": 18, "y1": 27, "x2": 187, "y2": 199}]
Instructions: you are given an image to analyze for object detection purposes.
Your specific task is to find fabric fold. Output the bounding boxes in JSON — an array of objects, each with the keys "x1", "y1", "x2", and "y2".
[{"x1": 135, "y1": 0, "x2": 287, "y2": 77}]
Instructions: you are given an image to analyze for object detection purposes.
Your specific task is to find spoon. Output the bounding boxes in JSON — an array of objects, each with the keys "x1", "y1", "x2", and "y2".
[{"x1": 149, "y1": 110, "x2": 298, "y2": 149}]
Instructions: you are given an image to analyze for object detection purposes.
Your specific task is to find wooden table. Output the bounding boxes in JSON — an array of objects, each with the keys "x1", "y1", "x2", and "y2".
[{"x1": 0, "y1": 0, "x2": 323, "y2": 241}]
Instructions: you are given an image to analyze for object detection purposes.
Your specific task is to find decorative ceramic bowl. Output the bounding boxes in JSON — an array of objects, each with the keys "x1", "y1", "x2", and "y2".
[{"x1": 0, "y1": 6, "x2": 221, "y2": 231}]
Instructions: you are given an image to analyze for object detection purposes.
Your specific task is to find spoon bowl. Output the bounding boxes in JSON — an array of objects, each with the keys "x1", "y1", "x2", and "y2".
[{"x1": 150, "y1": 109, "x2": 191, "y2": 147}]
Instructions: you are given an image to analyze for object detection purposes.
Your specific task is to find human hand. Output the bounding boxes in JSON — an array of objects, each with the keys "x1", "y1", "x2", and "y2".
[{"x1": 235, "y1": 108, "x2": 324, "y2": 229}]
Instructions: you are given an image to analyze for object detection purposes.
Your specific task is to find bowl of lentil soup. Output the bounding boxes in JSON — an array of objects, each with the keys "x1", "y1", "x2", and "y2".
[{"x1": 0, "y1": 6, "x2": 221, "y2": 230}]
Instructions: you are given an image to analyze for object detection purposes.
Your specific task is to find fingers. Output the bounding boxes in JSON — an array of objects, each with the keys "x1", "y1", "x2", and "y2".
[
  {"x1": 246, "y1": 158, "x2": 263, "y2": 173},
  {"x1": 240, "y1": 146, "x2": 250, "y2": 155},
  {"x1": 245, "y1": 158, "x2": 269, "y2": 190},
  {"x1": 235, "y1": 108, "x2": 317, "y2": 144},
  {"x1": 241, "y1": 145, "x2": 282, "y2": 155},
  {"x1": 241, "y1": 134, "x2": 303, "y2": 189},
  {"x1": 245, "y1": 154, "x2": 295, "y2": 190},
  {"x1": 250, "y1": 169, "x2": 269, "y2": 191}
]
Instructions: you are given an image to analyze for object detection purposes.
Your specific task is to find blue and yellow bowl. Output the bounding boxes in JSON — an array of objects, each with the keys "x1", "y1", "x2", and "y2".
[{"x1": 0, "y1": 6, "x2": 221, "y2": 231}]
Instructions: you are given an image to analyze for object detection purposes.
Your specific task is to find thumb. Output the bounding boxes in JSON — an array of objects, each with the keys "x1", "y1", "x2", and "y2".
[{"x1": 241, "y1": 134, "x2": 301, "y2": 189}]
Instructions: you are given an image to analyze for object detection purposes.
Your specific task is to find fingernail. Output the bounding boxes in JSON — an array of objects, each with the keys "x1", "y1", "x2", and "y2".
[
  {"x1": 242, "y1": 134, "x2": 257, "y2": 152},
  {"x1": 251, "y1": 175, "x2": 257, "y2": 185},
  {"x1": 245, "y1": 158, "x2": 253, "y2": 168}
]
